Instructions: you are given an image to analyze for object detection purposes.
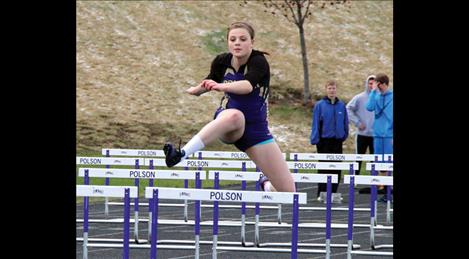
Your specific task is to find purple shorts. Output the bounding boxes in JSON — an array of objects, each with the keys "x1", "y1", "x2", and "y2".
[{"x1": 214, "y1": 108, "x2": 273, "y2": 152}]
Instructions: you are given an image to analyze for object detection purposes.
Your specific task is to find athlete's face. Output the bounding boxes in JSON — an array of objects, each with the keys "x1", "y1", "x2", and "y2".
[{"x1": 228, "y1": 28, "x2": 253, "y2": 58}]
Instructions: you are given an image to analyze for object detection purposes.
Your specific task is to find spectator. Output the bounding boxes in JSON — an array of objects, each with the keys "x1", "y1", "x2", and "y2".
[
  {"x1": 346, "y1": 75, "x2": 375, "y2": 176},
  {"x1": 310, "y1": 80, "x2": 349, "y2": 203},
  {"x1": 366, "y1": 73, "x2": 393, "y2": 201}
]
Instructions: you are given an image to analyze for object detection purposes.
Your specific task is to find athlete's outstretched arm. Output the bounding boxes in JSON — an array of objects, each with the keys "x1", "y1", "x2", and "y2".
[
  {"x1": 186, "y1": 80, "x2": 211, "y2": 96},
  {"x1": 203, "y1": 79, "x2": 253, "y2": 95}
]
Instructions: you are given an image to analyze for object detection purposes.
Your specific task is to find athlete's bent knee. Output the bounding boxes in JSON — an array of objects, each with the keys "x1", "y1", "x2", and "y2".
[{"x1": 224, "y1": 110, "x2": 245, "y2": 129}]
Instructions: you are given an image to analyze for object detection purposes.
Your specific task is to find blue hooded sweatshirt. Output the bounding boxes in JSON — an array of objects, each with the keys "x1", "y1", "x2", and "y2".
[
  {"x1": 346, "y1": 75, "x2": 375, "y2": 137},
  {"x1": 366, "y1": 89, "x2": 393, "y2": 138},
  {"x1": 310, "y1": 96, "x2": 349, "y2": 145}
]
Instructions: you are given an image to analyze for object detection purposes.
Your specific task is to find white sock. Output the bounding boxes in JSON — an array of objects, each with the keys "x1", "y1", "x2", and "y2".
[
  {"x1": 181, "y1": 135, "x2": 205, "y2": 159},
  {"x1": 263, "y1": 181, "x2": 277, "y2": 192}
]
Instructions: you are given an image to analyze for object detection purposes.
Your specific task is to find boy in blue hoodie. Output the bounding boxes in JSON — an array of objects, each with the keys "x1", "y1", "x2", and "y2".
[
  {"x1": 310, "y1": 80, "x2": 349, "y2": 202},
  {"x1": 366, "y1": 73, "x2": 393, "y2": 201}
]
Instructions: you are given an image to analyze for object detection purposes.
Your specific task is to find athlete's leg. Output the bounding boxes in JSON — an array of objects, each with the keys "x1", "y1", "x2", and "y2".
[
  {"x1": 164, "y1": 109, "x2": 245, "y2": 167},
  {"x1": 182, "y1": 108, "x2": 245, "y2": 157},
  {"x1": 245, "y1": 142, "x2": 295, "y2": 192},
  {"x1": 196, "y1": 109, "x2": 245, "y2": 145}
]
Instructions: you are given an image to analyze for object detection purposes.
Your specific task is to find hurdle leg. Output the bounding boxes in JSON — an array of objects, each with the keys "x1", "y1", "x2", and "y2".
[
  {"x1": 291, "y1": 194, "x2": 299, "y2": 259},
  {"x1": 325, "y1": 176, "x2": 332, "y2": 259},
  {"x1": 347, "y1": 176, "x2": 355, "y2": 259},
  {"x1": 184, "y1": 179, "x2": 188, "y2": 222},
  {"x1": 370, "y1": 182, "x2": 377, "y2": 249},
  {"x1": 150, "y1": 189, "x2": 159, "y2": 259},
  {"x1": 148, "y1": 179, "x2": 154, "y2": 242},
  {"x1": 212, "y1": 172, "x2": 219, "y2": 259},
  {"x1": 134, "y1": 178, "x2": 140, "y2": 243},
  {"x1": 195, "y1": 199, "x2": 200, "y2": 259},
  {"x1": 241, "y1": 180, "x2": 247, "y2": 246},
  {"x1": 370, "y1": 217, "x2": 375, "y2": 249},
  {"x1": 386, "y1": 171, "x2": 392, "y2": 224},
  {"x1": 371, "y1": 166, "x2": 378, "y2": 226},
  {"x1": 195, "y1": 172, "x2": 201, "y2": 259},
  {"x1": 104, "y1": 162, "x2": 110, "y2": 217},
  {"x1": 83, "y1": 195, "x2": 89, "y2": 259},
  {"x1": 105, "y1": 197, "x2": 109, "y2": 217},
  {"x1": 241, "y1": 210, "x2": 246, "y2": 246},
  {"x1": 386, "y1": 187, "x2": 392, "y2": 224},
  {"x1": 254, "y1": 180, "x2": 260, "y2": 247},
  {"x1": 83, "y1": 172, "x2": 89, "y2": 259},
  {"x1": 123, "y1": 189, "x2": 130, "y2": 259},
  {"x1": 277, "y1": 204, "x2": 282, "y2": 224},
  {"x1": 254, "y1": 210, "x2": 260, "y2": 246},
  {"x1": 148, "y1": 206, "x2": 152, "y2": 242}
]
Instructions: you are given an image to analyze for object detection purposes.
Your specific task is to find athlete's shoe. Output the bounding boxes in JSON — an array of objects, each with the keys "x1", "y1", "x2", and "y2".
[
  {"x1": 163, "y1": 142, "x2": 185, "y2": 167},
  {"x1": 259, "y1": 175, "x2": 270, "y2": 191}
]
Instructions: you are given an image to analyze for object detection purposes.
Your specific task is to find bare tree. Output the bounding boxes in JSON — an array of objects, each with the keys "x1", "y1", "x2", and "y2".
[{"x1": 244, "y1": 0, "x2": 351, "y2": 105}]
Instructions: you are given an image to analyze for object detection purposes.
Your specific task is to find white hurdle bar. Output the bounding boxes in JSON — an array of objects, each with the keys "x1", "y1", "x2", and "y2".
[
  {"x1": 145, "y1": 187, "x2": 308, "y2": 259},
  {"x1": 344, "y1": 175, "x2": 393, "y2": 258},
  {"x1": 77, "y1": 185, "x2": 138, "y2": 259},
  {"x1": 194, "y1": 150, "x2": 287, "y2": 160},
  {"x1": 76, "y1": 156, "x2": 142, "y2": 218},
  {"x1": 102, "y1": 148, "x2": 165, "y2": 157},
  {"x1": 289, "y1": 153, "x2": 393, "y2": 162},
  {"x1": 77, "y1": 168, "x2": 206, "y2": 242}
]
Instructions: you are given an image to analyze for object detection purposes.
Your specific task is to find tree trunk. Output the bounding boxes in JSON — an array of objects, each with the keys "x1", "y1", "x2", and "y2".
[{"x1": 298, "y1": 25, "x2": 311, "y2": 105}]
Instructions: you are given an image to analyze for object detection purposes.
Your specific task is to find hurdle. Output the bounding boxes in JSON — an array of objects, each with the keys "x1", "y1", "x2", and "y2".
[
  {"x1": 366, "y1": 160, "x2": 393, "y2": 225},
  {"x1": 102, "y1": 148, "x2": 198, "y2": 222},
  {"x1": 145, "y1": 187, "x2": 309, "y2": 259},
  {"x1": 290, "y1": 153, "x2": 392, "y2": 225},
  {"x1": 77, "y1": 185, "x2": 138, "y2": 259},
  {"x1": 192, "y1": 151, "x2": 287, "y2": 226},
  {"x1": 76, "y1": 168, "x2": 206, "y2": 243},
  {"x1": 76, "y1": 156, "x2": 142, "y2": 218},
  {"x1": 79, "y1": 157, "x2": 279, "y2": 223},
  {"x1": 146, "y1": 159, "x2": 373, "y2": 231},
  {"x1": 344, "y1": 174, "x2": 393, "y2": 258},
  {"x1": 285, "y1": 161, "x2": 359, "y2": 212}
]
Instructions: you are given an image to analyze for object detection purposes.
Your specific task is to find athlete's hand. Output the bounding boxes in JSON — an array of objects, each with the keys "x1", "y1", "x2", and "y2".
[
  {"x1": 202, "y1": 80, "x2": 218, "y2": 90},
  {"x1": 187, "y1": 81, "x2": 209, "y2": 96}
]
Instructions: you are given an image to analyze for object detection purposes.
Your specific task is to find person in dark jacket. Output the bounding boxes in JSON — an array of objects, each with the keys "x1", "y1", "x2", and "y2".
[{"x1": 310, "y1": 80, "x2": 349, "y2": 202}]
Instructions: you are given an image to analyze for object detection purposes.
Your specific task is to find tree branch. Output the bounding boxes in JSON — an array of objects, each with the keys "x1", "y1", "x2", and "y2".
[{"x1": 285, "y1": 0, "x2": 300, "y2": 26}]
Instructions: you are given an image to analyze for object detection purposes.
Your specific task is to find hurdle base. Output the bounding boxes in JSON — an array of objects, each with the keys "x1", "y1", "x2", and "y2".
[
  {"x1": 257, "y1": 242, "x2": 360, "y2": 249},
  {"x1": 76, "y1": 218, "x2": 384, "y2": 229},
  {"x1": 76, "y1": 237, "x2": 148, "y2": 243},
  {"x1": 372, "y1": 244, "x2": 393, "y2": 250},
  {"x1": 107, "y1": 202, "x2": 372, "y2": 212},
  {"x1": 156, "y1": 239, "x2": 255, "y2": 247},
  {"x1": 86, "y1": 243, "x2": 327, "y2": 254},
  {"x1": 86, "y1": 243, "x2": 194, "y2": 249},
  {"x1": 351, "y1": 250, "x2": 393, "y2": 256},
  {"x1": 215, "y1": 246, "x2": 326, "y2": 254}
]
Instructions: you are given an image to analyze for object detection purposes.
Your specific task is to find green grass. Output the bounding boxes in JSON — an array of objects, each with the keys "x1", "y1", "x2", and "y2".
[{"x1": 201, "y1": 30, "x2": 227, "y2": 55}]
